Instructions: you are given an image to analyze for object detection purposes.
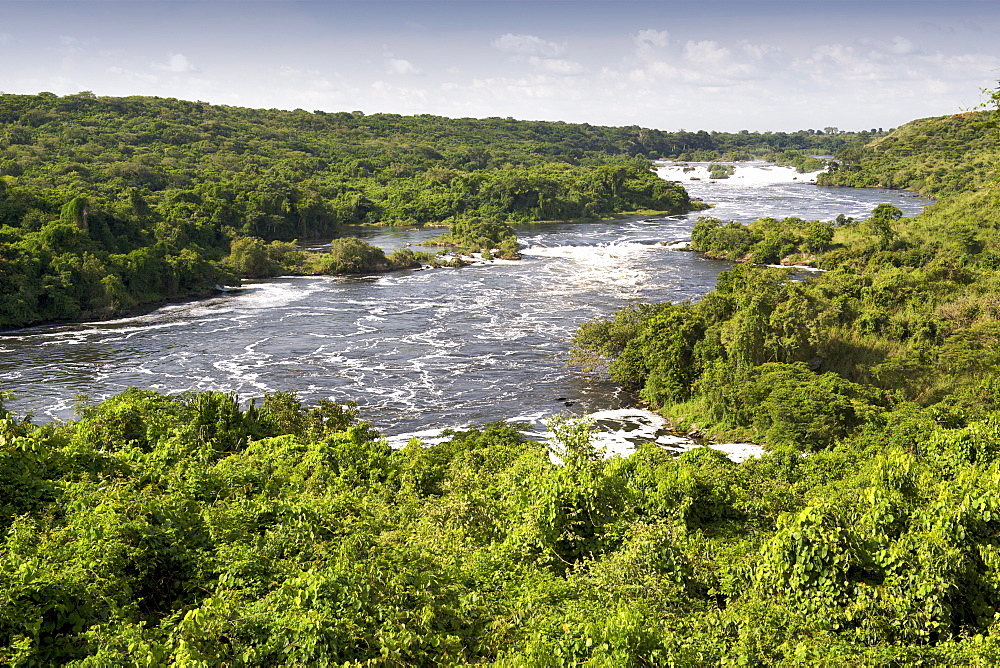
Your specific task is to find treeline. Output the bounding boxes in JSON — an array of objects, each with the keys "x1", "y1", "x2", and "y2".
[
  {"x1": 0, "y1": 92, "x2": 705, "y2": 328},
  {"x1": 1, "y1": 92, "x2": 865, "y2": 197},
  {"x1": 817, "y1": 111, "x2": 996, "y2": 195}
]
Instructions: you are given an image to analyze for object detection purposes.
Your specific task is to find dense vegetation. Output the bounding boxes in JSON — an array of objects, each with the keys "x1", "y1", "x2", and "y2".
[
  {"x1": 707, "y1": 164, "x2": 735, "y2": 180},
  {"x1": 3, "y1": 86, "x2": 1000, "y2": 663},
  {"x1": 557, "y1": 94, "x2": 1000, "y2": 661},
  {"x1": 817, "y1": 111, "x2": 996, "y2": 195},
  {"x1": 688, "y1": 213, "x2": 836, "y2": 265},
  {"x1": 3, "y1": 381, "x2": 1000, "y2": 665},
  {"x1": 1, "y1": 92, "x2": 711, "y2": 328},
  {"x1": 576, "y1": 103, "x2": 1000, "y2": 443},
  {"x1": 0, "y1": 91, "x2": 879, "y2": 332},
  {"x1": 769, "y1": 150, "x2": 826, "y2": 173}
]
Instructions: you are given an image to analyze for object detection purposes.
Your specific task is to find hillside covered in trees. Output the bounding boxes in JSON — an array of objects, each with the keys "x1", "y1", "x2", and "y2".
[
  {"x1": 577, "y1": 101, "x2": 1000, "y2": 446},
  {"x1": 562, "y1": 94, "x2": 1000, "y2": 660},
  {"x1": 817, "y1": 110, "x2": 995, "y2": 195}
]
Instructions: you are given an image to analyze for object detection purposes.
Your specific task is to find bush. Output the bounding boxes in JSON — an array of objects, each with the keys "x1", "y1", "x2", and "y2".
[
  {"x1": 448, "y1": 217, "x2": 517, "y2": 249},
  {"x1": 311, "y1": 237, "x2": 389, "y2": 274},
  {"x1": 223, "y1": 236, "x2": 302, "y2": 278}
]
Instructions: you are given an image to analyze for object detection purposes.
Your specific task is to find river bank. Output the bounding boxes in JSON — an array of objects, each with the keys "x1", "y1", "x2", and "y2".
[{"x1": 1, "y1": 164, "x2": 932, "y2": 445}]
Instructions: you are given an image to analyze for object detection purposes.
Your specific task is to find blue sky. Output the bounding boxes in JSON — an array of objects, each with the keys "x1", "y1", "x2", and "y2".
[{"x1": 1, "y1": 0, "x2": 998, "y2": 131}]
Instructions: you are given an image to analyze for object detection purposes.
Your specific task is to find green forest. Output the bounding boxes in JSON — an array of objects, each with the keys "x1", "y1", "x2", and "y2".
[
  {"x1": 817, "y1": 111, "x2": 997, "y2": 195},
  {"x1": 2, "y1": 86, "x2": 1000, "y2": 665},
  {"x1": 0, "y1": 92, "x2": 877, "y2": 329},
  {"x1": 0, "y1": 93, "x2": 704, "y2": 328}
]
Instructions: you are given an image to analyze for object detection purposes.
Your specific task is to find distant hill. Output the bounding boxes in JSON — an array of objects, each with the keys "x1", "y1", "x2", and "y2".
[{"x1": 817, "y1": 111, "x2": 997, "y2": 195}]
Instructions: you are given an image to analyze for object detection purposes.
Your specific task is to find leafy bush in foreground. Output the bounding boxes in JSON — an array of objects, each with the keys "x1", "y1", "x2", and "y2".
[{"x1": 3, "y1": 389, "x2": 1000, "y2": 663}]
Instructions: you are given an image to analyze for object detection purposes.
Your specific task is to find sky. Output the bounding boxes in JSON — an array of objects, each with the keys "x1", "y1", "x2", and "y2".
[{"x1": 1, "y1": 0, "x2": 998, "y2": 132}]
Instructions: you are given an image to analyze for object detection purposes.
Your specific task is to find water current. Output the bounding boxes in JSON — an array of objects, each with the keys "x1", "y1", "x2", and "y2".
[{"x1": 0, "y1": 162, "x2": 931, "y2": 457}]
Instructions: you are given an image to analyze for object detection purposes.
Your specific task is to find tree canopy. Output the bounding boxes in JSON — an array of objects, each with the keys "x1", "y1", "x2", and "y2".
[{"x1": 0, "y1": 93, "x2": 709, "y2": 328}]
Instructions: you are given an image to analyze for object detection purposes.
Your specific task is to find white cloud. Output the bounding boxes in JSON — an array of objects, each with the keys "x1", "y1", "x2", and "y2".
[
  {"x1": 369, "y1": 80, "x2": 430, "y2": 106},
  {"x1": 385, "y1": 58, "x2": 420, "y2": 75},
  {"x1": 644, "y1": 61, "x2": 684, "y2": 81},
  {"x1": 470, "y1": 75, "x2": 570, "y2": 101},
  {"x1": 795, "y1": 42, "x2": 933, "y2": 83},
  {"x1": 889, "y1": 36, "x2": 916, "y2": 55},
  {"x1": 634, "y1": 29, "x2": 670, "y2": 48},
  {"x1": 273, "y1": 66, "x2": 338, "y2": 96},
  {"x1": 491, "y1": 33, "x2": 565, "y2": 57},
  {"x1": 276, "y1": 65, "x2": 327, "y2": 79},
  {"x1": 578, "y1": 24, "x2": 991, "y2": 128},
  {"x1": 739, "y1": 40, "x2": 783, "y2": 62},
  {"x1": 528, "y1": 57, "x2": 585, "y2": 76},
  {"x1": 622, "y1": 36, "x2": 772, "y2": 89},
  {"x1": 682, "y1": 40, "x2": 732, "y2": 67},
  {"x1": 5, "y1": 5, "x2": 994, "y2": 134},
  {"x1": 158, "y1": 53, "x2": 195, "y2": 73}
]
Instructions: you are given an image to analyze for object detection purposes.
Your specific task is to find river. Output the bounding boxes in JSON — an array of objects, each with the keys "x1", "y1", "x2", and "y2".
[{"x1": 0, "y1": 162, "x2": 930, "y2": 456}]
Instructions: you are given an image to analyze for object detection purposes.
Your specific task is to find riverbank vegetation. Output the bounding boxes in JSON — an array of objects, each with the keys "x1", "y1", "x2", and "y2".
[
  {"x1": 0, "y1": 92, "x2": 885, "y2": 329},
  {"x1": 575, "y1": 102, "x2": 1000, "y2": 443},
  {"x1": 688, "y1": 213, "x2": 835, "y2": 264},
  {"x1": 656, "y1": 128, "x2": 878, "y2": 164},
  {"x1": 222, "y1": 235, "x2": 457, "y2": 278},
  {"x1": 564, "y1": 93, "x2": 1000, "y2": 658},
  {"x1": 4, "y1": 86, "x2": 1000, "y2": 663},
  {"x1": 1, "y1": 382, "x2": 999, "y2": 665},
  {"x1": 770, "y1": 150, "x2": 826, "y2": 173},
  {"x1": 0, "y1": 93, "x2": 708, "y2": 328},
  {"x1": 421, "y1": 217, "x2": 522, "y2": 260}
]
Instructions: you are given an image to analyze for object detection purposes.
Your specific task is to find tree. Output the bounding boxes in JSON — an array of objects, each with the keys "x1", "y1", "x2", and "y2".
[
  {"x1": 867, "y1": 203, "x2": 902, "y2": 247},
  {"x1": 981, "y1": 80, "x2": 1000, "y2": 131},
  {"x1": 223, "y1": 236, "x2": 281, "y2": 278}
]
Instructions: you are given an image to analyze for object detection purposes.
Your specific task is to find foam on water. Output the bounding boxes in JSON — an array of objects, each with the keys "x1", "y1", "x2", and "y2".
[
  {"x1": 385, "y1": 407, "x2": 766, "y2": 464},
  {"x1": 518, "y1": 241, "x2": 670, "y2": 298},
  {"x1": 228, "y1": 278, "x2": 330, "y2": 311},
  {"x1": 657, "y1": 161, "x2": 825, "y2": 186},
  {"x1": 3, "y1": 163, "x2": 931, "y2": 430},
  {"x1": 658, "y1": 160, "x2": 931, "y2": 225},
  {"x1": 384, "y1": 427, "x2": 470, "y2": 449},
  {"x1": 521, "y1": 240, "x2": 666, "y2": 259},
  {"x1": 706, "y1": 443, "x2": 767, "y2": 463}
]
